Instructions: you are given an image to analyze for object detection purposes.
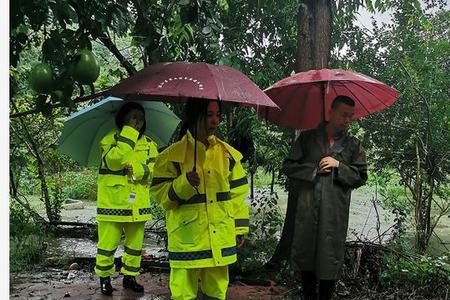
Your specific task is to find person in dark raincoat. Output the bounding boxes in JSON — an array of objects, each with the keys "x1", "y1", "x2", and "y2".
[{"x1": 282, "y1": 96, "x2": 367, "y2": 300}]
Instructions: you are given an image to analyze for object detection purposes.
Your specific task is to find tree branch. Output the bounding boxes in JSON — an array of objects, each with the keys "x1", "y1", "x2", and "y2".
[
  {"x1": 97, "y1": 32, "x2": 137, "y2": 75},
  {"x1": 10, "y1": 89, "x2": 107, "y2": 119}
]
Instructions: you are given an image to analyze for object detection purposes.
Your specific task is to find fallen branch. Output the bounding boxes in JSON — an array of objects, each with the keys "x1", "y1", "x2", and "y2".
[{"x1": 49, "y1": 221, "x2": 96, "y2": 228}]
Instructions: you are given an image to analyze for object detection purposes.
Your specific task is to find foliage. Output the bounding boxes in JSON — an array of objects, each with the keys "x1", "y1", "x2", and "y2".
[
  {"x1": 381, "y1": 252, "x2": 450, "y2": 293},
  {"x1": 236, "y1": 188, "x2": 284, "y2": 273},
  {"x1": 10, "y1": 203, "x2": 49, "y2": 272},
  {"x1": 60, "y1": 169, "x2": 97, "y2": 200},
  {"x1": 332, "y1": 2, "x2": 450, "y2": 252}
]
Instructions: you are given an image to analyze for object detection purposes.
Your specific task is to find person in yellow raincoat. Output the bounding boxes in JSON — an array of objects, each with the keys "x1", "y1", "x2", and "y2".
[
  {"x1": 94, "y1": 102, "x2": 158, "y2": 295},
  {"x1": 150, "y1": 98, "x2": 250, "y2": 300}
]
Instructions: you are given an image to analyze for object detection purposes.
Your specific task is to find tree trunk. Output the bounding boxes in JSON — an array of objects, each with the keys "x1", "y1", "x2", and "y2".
[
  {"x1": 10, "y1": 99, "x2": 57, "y2": 223},
  {"x1": 267, "y1": 0, "x2": 332, "y2": 269},
  {"x1": 270, "y1": 169, "x2": 275, "y2": 194}
]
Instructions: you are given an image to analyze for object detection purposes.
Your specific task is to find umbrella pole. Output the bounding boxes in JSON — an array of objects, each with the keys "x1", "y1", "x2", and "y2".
[
  {"x1": 321, "y1": 82, "x2": 329, "y2": 154},
  {"x1": 192, "y1": 122, "x2": 200, "y2": 195},
  {"x1": 193, "y1": 122, "x2": 197, "y2": 172},
  {"x1": 321, "y1": 82, "x2": 326, "y2": 124}
]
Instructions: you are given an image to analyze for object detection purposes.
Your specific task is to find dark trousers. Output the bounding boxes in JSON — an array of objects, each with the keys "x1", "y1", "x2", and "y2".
[{"x1": 300, "y1": 271, "x2": 336, "y2": 300}]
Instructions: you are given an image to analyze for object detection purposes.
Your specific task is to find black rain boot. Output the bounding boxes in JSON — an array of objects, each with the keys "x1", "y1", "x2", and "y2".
[
  {"x1": 319, "y1": 280, "x2": 336, "y2": 300},
  {"x1": 123, "y1": 275, "x2": 144, "y2": 293},
  {"x1": 100, "y1": 276, "x2": 113, "y2": 296},
  {"x1": 301, "y1": 271, "x2": 318, "y2": 300}
]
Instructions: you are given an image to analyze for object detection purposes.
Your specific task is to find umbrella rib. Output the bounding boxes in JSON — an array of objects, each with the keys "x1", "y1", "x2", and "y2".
[
  {"x1": 341, "y1": 83, "x2": 371, "y2": 116},
  {"x1": 205, "y1": 64, "x2": 223, "y2": 101},
  {"x1": 351, "y1": 81, "x2": 394, "y2": 109}
]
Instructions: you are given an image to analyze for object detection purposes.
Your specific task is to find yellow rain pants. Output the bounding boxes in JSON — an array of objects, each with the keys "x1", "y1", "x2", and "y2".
[
  {"x1": 170, "y1": 266, "x2": 229, "y2": 300},
  {"x1": 95, "y1": 221, "x2": 145, "y2": 277}
]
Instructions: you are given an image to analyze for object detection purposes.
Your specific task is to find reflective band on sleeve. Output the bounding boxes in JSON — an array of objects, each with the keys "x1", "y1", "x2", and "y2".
[
  {"x1": 97, "y1": 208, "x2": 132, "y2": 216},
  {"x1": 221, "y1": 246, "x2": 237, "y2": 257},
  {"x1": 168, "y1": 185, "x2": 182, "y2": 202},
  {"x1": 117, "y1": 136, "x2": 135, "y2": 149},
  {"x1": 96, "y1": 263, "x2": 115, "y2": 271},
  {"x1": 235, "y1": 218, "x2": 250, "y2": 227},
  {"x1": 124, "y1": 246, "x2": 142, "y2": 256},
  {"x1": 123, "y1": 263, "x2": 140, "y2": 272},
  {"x1": 230, "y1": 177, "x2": 248, "y2": 189},
  {"x1": 97, "y1": 248, "x2": 116, "y2": 257},
  {"x1": 151, "y1": 177, "x2": 175, "y2": 186},
  {"x1": 142, "y1": 164, "x2": 150, "y2": 181},
  {"x1": 98, "y1": 168, "x2": 126, "y2": 176}
]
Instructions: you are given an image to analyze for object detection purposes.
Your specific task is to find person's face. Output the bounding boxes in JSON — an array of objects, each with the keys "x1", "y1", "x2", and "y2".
[
  {"x1": 329, "y1": 103, "x2": 354, "y2": 132},
  {"x1": 125, "y1": 108, "x2": 145, "y2": 131},
  {"x1": 204, "y1": 101, "x2": 220, "y2": 136}
]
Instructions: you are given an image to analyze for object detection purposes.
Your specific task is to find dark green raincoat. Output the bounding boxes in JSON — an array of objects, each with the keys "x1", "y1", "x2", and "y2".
[{"x1": 283, "y1": 123, "x2": 367, "y2": 280}]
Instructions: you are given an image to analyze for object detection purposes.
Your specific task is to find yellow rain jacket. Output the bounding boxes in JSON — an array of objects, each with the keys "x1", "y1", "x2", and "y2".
[
  {"x1": 150, "y1": 131, "x2": 250, "y2": 269},
  {"x1": 97, "y1": 125, "x2": 158, "y2": 222}
]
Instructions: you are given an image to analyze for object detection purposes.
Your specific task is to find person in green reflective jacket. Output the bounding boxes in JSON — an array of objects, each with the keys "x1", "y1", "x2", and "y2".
[
  {"x1": 150, "y1": 98, "x2": 250, "y2": 300},
  {"x1": 94, "y1": 102, "x2": 158, "y2": 295}
]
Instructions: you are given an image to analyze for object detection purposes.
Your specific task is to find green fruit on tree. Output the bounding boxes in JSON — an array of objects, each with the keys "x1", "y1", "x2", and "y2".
[
  {"x1": 29, "y1": 63, "x2": 53, "y2": 93},
  {"x1": 73, "y1": 49, "x2": 100, "y2": 84}
]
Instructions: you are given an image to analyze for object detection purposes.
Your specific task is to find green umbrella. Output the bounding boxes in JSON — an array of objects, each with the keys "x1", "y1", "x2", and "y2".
[{"x1": 57, "y1": 96, "x2": 180, "y2": 166}]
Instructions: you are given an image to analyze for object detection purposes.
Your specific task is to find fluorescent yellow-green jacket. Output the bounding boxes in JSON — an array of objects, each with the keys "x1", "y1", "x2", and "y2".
[
  {"x1": 97, "y1": 125, "x2": 158, "y2": 222},
  {"x1": 150, "y1": 131, "x2": 249, "y2": 269}
]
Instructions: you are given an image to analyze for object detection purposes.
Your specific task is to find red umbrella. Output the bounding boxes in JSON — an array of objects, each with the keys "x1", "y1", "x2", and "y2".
[
  {"x1": 261, "y1": 68, "x2": 398, "y2": 129},
  {"x1": 109, "y1": 61, "x2": 279, "y2": 109},
  {"x1": 108, "y1": 61, "x2": 278, "y2": 175}
]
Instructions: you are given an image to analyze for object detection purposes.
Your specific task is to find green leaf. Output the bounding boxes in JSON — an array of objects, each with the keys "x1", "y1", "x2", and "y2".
[
  {"x1": 218, "y1": 0, "x2": 229, "y2": 12},
  {"x1": 365, "y1": 0, "x2": 374, "y2": 13},
  {"x1": 202, "y1": 25, "x2": 212, "y2": 36}
]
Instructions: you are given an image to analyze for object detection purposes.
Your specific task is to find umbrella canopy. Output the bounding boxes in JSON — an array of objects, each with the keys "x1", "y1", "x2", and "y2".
[
  {"x1": 57, "y1": 96, "x2": 180, "y2": 167},
  {"x1": 108, "y1": 61, "x2": 279, "y2": 108},
  {"x1": 261, "y1": 68, "x2": 398, "y2": 129}
]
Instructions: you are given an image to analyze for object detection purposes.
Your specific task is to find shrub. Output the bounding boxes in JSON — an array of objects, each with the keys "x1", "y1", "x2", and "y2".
[
  {"x1": 380, "y1": 252, "x2": 450, "y2": 294},
  {"x1": 236, "y1": 188, "x2": 284, "y2": 273},
  {"x1": 10, "y1": 203, "x2": 48, "y2": 272},
  {"x1": 60, "y1": 169, "x2": 97, "y2": 200}
]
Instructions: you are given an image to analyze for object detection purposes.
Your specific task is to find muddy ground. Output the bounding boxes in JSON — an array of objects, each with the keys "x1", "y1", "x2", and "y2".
[{"x1": 10, "y1": 268, "x2": 292, "y2": 300}]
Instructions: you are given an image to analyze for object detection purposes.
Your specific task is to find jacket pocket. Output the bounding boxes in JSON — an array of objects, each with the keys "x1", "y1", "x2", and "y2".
[
  {"x1": 100, "y1": 176, "x2": 130, "y2": 206},
  {"x1": 102, "y1": 175, "x2": 126, "y2": 187},
  {"x1": 169, "y1": 209, "x2": 201, "y2": 245}
]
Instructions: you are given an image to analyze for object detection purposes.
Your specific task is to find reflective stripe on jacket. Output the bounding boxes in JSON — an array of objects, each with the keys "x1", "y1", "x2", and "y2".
[
  {"x1": 97, "y1": 125, "x2": 158, "y2": 222},
  {"x1": 150, "y1": 131, "x2": 249, "y2": 268}
]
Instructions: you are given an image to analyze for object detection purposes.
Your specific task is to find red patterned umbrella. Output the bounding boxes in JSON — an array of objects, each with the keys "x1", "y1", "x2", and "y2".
[
  {"x1": 261, "y1": 68, "x2": 398, "y2": 129},
  {"x1": 109, "y1": 61, "x2": 278, "y2": 108},
  {"x1": 108, "y1": 61, "x2": 278, "y2": 173}
]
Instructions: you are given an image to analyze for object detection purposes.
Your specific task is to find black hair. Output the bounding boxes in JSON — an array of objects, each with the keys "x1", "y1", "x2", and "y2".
[
  {"x1": 331, "y1": 96, "x2": 355, "y2": 110},
  {"x1": 178, "y1": 98, "x2": 222, "y2": 140},
  {"x1": 115, "y1": 101, "x2": 146, "y2": 137}
]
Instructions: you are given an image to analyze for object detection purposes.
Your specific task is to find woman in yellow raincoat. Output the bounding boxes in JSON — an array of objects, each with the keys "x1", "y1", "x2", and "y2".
[
  {"x1": 150, "y1": 98, "x2": 250, "y2": 299},
  {"x1": 94, "y1": 102, "x2": 158, "y2": 295}
]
